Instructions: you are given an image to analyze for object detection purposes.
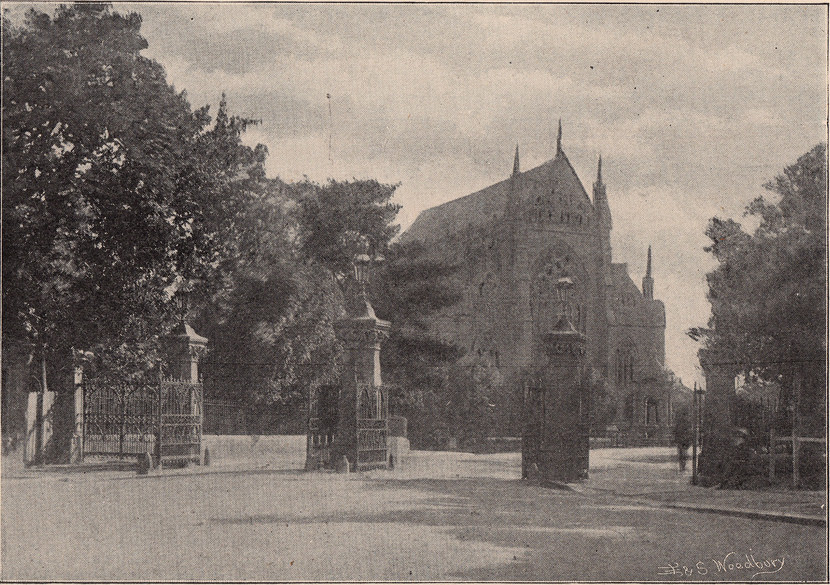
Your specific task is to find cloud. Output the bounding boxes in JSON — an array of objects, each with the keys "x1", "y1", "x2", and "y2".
[
  {"x1": 607, "y1": 184, "x2": 718, "y2": 384},
  {"x1": 128, "y1": 3, "x2": 826, "y2": 387}
]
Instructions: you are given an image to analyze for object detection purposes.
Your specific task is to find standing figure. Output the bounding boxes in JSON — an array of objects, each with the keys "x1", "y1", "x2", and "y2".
[{"x1": 673, "y1": 405, "x2": 693, "y2": 473}]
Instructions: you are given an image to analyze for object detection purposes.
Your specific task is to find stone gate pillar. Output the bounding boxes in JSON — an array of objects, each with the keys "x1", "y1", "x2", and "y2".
[
  {"x1": 23, "y1": 391, "x2": 40, "y2": 466},
  {"x1": 535, "y1": 316, "x2": 590, "y2": 482},
  {"x1": 524, "y1": 274, "x2": 591, "y2": 484},
  {"x1": 329, "y1": 275, "x2": 391, "y2": 471},
  {"x1": 699, "y1": 349, "x2": 738, "y2": 462},
  {"x1": 160, "y1": 320, "x2": 208, "y2": 467},
  {"x1": 24, "y1": 352, "x2": 79, "y2": 465},
  {"x1": 70, "y1": 351, "x2": 86, "y2": 463}
]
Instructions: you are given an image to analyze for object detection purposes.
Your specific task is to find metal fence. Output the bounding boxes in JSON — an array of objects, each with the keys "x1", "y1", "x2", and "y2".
[
  {"x1": 202, "y1": 399, "x2": 303, "y2": 435},
  {"x1": 203, "y1": 399, "x2": 250, "y2": 435}
]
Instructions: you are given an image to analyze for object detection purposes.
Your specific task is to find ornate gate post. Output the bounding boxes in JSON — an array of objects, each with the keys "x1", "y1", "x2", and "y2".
[
  {"x1": 540, "y1": 317, "x2": 590, "y2": 482},
  {"x1": 328, "y1": 254, "x2": 391, "y2": 471},
  {"x1": 162, "y1": 321, "x2": 208, "y2": 384}
]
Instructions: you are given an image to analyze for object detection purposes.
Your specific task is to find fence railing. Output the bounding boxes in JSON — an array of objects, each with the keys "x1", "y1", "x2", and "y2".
[
  {"x1": 768, "y1": 427, "x2": 827, "y2": 487},
  {"x1": 203, "y1": 399, "x2": 250, "y2": 435}
]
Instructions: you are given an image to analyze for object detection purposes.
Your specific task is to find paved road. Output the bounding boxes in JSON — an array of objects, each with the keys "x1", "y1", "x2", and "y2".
[{"x1": 2, "y1": 448, "x2": 826, "y2": 581}]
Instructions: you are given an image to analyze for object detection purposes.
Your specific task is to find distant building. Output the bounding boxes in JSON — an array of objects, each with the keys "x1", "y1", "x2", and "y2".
[{"x1": 401, "y1": 123, "x2": 671, "y2": 443}]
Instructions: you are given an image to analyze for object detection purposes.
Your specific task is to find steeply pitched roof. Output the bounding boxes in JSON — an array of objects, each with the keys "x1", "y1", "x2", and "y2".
[{"x1": 402, "y1": 151, "x2": 592, "y2": 243}]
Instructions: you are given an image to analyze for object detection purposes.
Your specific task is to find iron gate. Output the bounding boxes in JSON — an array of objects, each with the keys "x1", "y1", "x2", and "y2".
[
  {"x1": 83, "y1": 372, "x2": 202, "y2": 465},
  {"x1": 356, "y1": 383, "x2": 388, "y2": 470},
  {"x1": 158, "y1": 379, "x2": 202, "y2": 465},
  {"x1": 83, "y1": 377, "x2": 159, "y2": 459},
  {"x1": 306, "y1": 385, "x2": 339, "y2": 469}
]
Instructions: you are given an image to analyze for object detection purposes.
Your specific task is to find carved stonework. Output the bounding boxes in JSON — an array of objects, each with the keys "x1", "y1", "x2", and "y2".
[
  {"x1": 546, "y1": 341, "x2": 587, "y2": 357},
  {"x1": 541, "y1": 323, "x2": 586, "y2": 358},
  {"x1": 187, "y1": 342, "x2": 208, "y2": 361},
  {"x1": 162, "y1": 321, "x2": 209, "y2": 383}
]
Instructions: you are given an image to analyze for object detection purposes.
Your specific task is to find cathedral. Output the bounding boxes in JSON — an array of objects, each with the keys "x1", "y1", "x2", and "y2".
[{"x1": 401, "y1": 123, "x2": 672, "y2": 445}]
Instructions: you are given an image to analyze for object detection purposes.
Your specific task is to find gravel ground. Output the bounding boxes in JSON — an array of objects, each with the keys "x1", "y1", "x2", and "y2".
[{"x1": 2, "y1": 443, "x2": 826, "y2": 581}]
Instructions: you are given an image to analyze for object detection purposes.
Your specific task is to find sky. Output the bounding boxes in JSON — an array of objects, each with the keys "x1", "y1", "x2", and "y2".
[{"x1": 14, "y1": 2, "x2": 829, "y2": 387}]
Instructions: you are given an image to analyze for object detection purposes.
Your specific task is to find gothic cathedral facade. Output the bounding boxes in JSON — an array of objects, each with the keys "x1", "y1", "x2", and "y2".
[{"x1": 401, "y1": 124, "x2": 672, "y2": 444}]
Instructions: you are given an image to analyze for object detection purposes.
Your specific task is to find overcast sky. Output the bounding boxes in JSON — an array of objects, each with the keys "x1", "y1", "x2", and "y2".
[{"x1": 20, "y1": 2, "x2": 829, "y2": 386}]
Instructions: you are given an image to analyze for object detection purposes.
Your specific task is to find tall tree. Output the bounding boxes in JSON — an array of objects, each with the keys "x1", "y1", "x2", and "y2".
[
  {"x1": 197, "y1": 181, "x2": 343, "y2": 416},
  {"x1": 690, "y1": 143, "x2": 827, "y2": 433},
  {"x1": 293, "y1": 178, "x2": 401, "y2": 280},
  {"x1": 371, "y1": 241, "x2": 464, "y2": 447},
  {"x1": 2, "y1": 4, "x2": 266, "y2": 385}
]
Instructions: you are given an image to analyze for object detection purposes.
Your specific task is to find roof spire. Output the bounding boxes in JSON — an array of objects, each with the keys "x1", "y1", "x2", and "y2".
[
  {"x1": 642, "y1": 245, "x2": 654, "y2": 300},
  {"x1": 593, "y1": 154, "x2": 611, "y2": 228},
  {"x1": 512, "y1": 144, "x2": 520, "y2": 175},
  {"x1": 556, "y1": 119, "x2": 563, "y2": 155}
]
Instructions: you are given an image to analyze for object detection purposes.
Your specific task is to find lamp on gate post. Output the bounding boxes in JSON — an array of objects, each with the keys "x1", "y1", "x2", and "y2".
[
  {"x1": 692, "y1": 382, "x2": 705, "y2": 485},
  {"x1": 328, "y1": 246, "x2": 390, "y2": 472},
  {"x1": 353, "y1": 253, "x2": 371, "y2": 288},
  {"x1": 174, "y1": 280, "x2": 193, "y2": 323},
  {"x1": 348, "y1": 249, "x2": 385, "y2": 319}
]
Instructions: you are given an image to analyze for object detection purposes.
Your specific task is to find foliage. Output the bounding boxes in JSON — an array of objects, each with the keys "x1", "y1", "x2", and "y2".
[
  {"x1": 203, "y1": 262, "x2": 341, "y2": 412},
  {"x1": 293, "y1": 178, "x2": 401, "y2": 280},
  {"x1": 187, "y1": 176, "x2": 332, "y2": 413},
  {"x1": 371, "y1": 241, "x2": 464, "y2": 448},
  {"x1": 690, "y1": 143, "x2": 827, "y2": 415},
  {"x1": 444, "y1": 358, "x2": 503, "y2": 448},
  {"x1": 691, "y1": 143, "x2": 826, "y2": 488},
  {"x1": 198, "y1": 176, "x2": 405, "y2": 409},
  {"x1": 2, "y1": 4, "x2": 265, "y2": 386}
]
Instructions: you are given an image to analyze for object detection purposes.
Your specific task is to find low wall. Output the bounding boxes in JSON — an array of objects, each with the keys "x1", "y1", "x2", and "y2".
[
  {"x1": 202, "y1": 435, "x2": 306, "y2": 468},
  {"x1": 202, "y1": 434, "x2": 410, "y2": 468},
  {"x1": 388, "y1": 436, "x2": 410, "y2": 463}
]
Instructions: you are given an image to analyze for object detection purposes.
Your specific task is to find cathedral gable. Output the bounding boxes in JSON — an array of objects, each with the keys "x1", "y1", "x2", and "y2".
[{"x1": 402, "y1": 152, "x2": 594, "y2": 245}]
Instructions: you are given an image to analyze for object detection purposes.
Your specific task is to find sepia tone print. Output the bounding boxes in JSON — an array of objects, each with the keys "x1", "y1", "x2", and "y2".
[{"x1": 1, "y1": 2, "x2": 826, "y2": 581}]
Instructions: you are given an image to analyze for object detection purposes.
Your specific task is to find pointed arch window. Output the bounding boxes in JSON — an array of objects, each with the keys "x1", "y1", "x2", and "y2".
[
  {"x1": 646, "y1": 397, "x2": 659, "y2": 425},
  {"x1": 616, "y1": 346, "x2": 637, "y2": 385}
]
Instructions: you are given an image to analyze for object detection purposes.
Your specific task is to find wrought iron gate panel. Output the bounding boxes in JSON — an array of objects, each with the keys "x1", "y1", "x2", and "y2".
[
  {"x1": 159, "y1": 380, "x2": 202, "y2": 465},
  {"x1": 356, "y1": 383, "x2": 388, "y2": 470},
  {"x1": 307, "y1": 385, "x2": 338, "y2": 468},
  {"x1": 83, "y1": 379, "x2": 159, "y2": 458},
  {"x1": 83, "y1": 373, "x2": 202, "y2": 465}
]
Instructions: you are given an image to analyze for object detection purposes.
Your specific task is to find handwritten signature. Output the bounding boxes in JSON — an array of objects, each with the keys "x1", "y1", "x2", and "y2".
[{"x1": 659, "y1": 552, "x2": 785, "y2": 579}]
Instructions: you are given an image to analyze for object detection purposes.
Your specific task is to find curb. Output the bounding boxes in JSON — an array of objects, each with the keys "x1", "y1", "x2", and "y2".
[
  {"x1": 661, "y1": 502, "x2": 826, "y2": 527},
  {"x1": 563, "y1": 483, "x2": 825, "y2": 527}
]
